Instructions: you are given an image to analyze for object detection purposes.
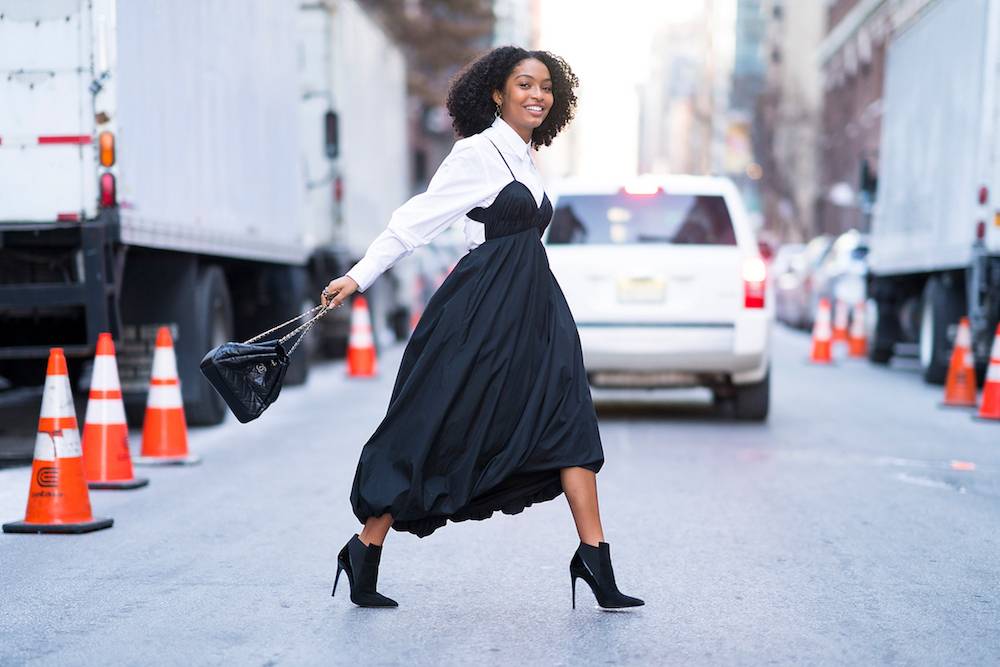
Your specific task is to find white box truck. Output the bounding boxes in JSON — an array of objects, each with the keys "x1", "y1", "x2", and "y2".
[
  {"x1": 0, "y1": 0, "x2": 410, "y2": 424},
  {"x1": 868, "y1": 0, "x2": 1000, "y2": 382}
]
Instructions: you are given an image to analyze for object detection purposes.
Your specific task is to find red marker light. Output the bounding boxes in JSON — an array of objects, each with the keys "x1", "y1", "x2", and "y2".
[
  {"x1": 979, "y1": 186, "x2": 989, "y2": 205},
  {"x1": 99, "y1": 173, "x2": 116, "y2": 207}
]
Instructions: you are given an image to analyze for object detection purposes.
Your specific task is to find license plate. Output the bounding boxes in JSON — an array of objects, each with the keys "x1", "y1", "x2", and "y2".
[{"x1": 616, "y1": 276, "x2": 666, "y2": 303}]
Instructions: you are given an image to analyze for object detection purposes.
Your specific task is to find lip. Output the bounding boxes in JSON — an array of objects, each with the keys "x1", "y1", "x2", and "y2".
[{"x1": 524, "y1": 105, "x2": 546, "y2": 117}]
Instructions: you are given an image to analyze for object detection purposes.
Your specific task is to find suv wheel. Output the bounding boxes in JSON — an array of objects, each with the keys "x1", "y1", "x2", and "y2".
[{"x1": 733, "y1": 369, "x2": 770, "y2": 421}]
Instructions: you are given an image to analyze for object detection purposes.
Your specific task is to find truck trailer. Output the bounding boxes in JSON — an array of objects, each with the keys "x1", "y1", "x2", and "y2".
[
  {"x1": 0, "y1": 0, "x2": 411, "y2": 424},
  {"x1": 868, "y1": 0, "x2": 1000, "y2": 382}
]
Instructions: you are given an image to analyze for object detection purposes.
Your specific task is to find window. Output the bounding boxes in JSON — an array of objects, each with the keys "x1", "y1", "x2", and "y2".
[{"x1": 548, "y1": 192, "x2": 736, "y2": 245}]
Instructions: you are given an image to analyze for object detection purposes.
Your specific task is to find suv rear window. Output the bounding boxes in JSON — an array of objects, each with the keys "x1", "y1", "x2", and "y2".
[{"x1": 547, "y1": 192, "x2": 736, "y2": 245}]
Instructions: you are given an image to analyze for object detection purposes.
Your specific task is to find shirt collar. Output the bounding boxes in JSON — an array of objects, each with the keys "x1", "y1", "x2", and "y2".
[{"x1": 489, "y1": 115, "x2": 531, "y2": 161}]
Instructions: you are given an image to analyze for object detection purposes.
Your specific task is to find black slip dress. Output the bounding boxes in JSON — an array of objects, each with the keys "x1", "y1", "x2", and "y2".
[{"x1": 349, "y1": 137, "x2": 605, "y2": 538}]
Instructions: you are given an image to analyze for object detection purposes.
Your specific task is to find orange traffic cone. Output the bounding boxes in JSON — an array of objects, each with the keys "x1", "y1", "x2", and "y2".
[
  {"x1": 3, "y1": 348, "x2": 113, "y2": 534},
  {"x1": 848, "y1": 302, "x2": 868, "y2": 358},
  {"x1": 347, "y1": 295, "x2": 377, "y2": 377},
  {"x1": 975, "y1": 324, "x2": 1000, "y2": 420},
  {"x1": 832, "y1": 299, "x2": 849, "y2": 344},
  {"x1": 810, "y1": 298, "x2": 833, "y2": 364},
  {"x1": 135, "y1": 327, "x2": 200, "y2": 465},
  {"x1": 942, "y1": 317, "x2": 977, "y2": 408},
  {"x1": 81, "y1": 333, "x2": 149, "y2": 489}
]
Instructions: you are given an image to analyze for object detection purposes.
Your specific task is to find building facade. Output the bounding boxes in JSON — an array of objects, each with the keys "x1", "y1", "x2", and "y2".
[{"x1": 755, "y1": 0, "x2": 825, "y2": 242}]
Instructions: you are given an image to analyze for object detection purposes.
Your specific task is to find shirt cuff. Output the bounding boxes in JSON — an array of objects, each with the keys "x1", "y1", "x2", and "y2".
[{"x1": 345, "y1": 256, "x2": 382, "y2": 294}]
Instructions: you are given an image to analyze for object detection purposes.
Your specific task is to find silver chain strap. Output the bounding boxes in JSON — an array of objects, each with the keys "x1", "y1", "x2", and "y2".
[{"x1": 243, "y1": 303, "x2": 333, "y2": 356}]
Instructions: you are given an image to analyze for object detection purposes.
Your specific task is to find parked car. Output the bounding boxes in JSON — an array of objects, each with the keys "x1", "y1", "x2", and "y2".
[
  {"x1": 810, "y1": 230, "x2": 869, "y2": 316},
  {"x1": 772, "y1": 243, "x2": 806, "y2": 326},
  {"x1": 791, "y1": 235, "x2": 836, "y2": 329},
  {"x1": 542, "y1": 175, "x2": 772, "y2": 420}
]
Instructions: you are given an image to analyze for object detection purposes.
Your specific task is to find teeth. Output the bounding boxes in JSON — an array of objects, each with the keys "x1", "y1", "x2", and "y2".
[{"x1": 526, "y1": 106, "x2": 543, "y2": 111}]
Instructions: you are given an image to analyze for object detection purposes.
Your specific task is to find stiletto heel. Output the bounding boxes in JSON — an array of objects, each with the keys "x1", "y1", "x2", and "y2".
[
  {"x1": 331, "y1": 534, "x2": 399, "y2": 608},
  {"x1": 569, "y1": 541, "x2": 644, "y2": 610},
  {"x1": 332, "y1": 561, "x2": 344, "y2": 597}
]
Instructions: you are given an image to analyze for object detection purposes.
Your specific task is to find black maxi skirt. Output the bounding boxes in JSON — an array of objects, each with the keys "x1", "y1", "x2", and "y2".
[{"x1": 349, "y1": 222, "x2": 605, "y2": 538}]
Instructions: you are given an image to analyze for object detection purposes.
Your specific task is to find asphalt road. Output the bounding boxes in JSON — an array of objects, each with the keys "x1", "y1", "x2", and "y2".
[{"x1": 1, "y1": 326, "x2": 998, "y2": 666}]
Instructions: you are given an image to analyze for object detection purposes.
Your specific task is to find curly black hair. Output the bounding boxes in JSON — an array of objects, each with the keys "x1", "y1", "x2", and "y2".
[{"x1": 445, "y1": 46, "x2": 579, "y2": 150}]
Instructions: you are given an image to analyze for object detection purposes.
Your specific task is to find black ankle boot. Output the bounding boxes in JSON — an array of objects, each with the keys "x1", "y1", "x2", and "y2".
[
  {"x1": 332, "y1": 534, "x2": 398, "y2": 607},
  {"x1": 570, "y1": 541, "x2": 644, "y2": 610}
]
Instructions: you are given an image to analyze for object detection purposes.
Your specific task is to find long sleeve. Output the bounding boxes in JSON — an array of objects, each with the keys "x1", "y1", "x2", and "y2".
[{"x1": 345, "y1": 139, "x2": 494, "y2": 293}]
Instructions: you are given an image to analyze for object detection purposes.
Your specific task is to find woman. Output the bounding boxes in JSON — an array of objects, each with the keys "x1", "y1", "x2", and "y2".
[{"x1": 321, "y1": 46, "x2": 644, "y2": 611}]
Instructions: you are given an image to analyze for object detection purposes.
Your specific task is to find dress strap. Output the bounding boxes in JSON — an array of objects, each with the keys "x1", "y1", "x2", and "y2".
[{"x1": 486, "y1": 138, "x2": 517, "y2": 180}]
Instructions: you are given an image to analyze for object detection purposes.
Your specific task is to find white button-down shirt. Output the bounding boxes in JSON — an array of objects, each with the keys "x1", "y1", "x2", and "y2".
[{"x1": 345, "y1": 116, "x2": 546, "y2": 293}]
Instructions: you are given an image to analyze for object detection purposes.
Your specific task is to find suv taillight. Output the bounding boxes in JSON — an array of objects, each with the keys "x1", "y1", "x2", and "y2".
[{"x1": 743, "y1": 256, "x2": 766, "y2": 308}]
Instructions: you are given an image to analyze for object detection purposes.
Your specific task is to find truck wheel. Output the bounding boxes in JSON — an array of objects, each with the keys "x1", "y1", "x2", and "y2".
[
  {"x1": 186, "y1": 266, "x2": 233, "y2": 426},
  {"x1": 391, "y1": 305, "x2": 411, "y2": 341},
  {"x1": 283, "y1": 295, "x2": 315, "y2": 386},
  {"x1": 733, "y1": 369, "x2": 769, "y2": 421},
  {"x1": 919, "y1": 277, "x2": 958, "y2": 384},
  {"x1": 868, "y1": 297, "x2": 894, "y2": 365}
]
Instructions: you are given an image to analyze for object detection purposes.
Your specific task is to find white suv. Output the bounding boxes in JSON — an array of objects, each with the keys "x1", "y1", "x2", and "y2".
[{"x1": 542, "y1": 175, "x2": 772, "y2": 420}]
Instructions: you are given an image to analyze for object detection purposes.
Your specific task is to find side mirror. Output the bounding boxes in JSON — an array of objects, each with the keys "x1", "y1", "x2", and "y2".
[{"x1": 324, "y1": 110, "x2": 339, "y2": 159}]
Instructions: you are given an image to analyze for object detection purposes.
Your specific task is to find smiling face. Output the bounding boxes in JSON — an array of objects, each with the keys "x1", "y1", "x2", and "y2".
[{"x1": 492, "y1": 58, "x2": 553, "y2": 142}]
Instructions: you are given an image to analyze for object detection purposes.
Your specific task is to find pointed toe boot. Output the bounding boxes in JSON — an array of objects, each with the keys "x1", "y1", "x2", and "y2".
[
  {"x1": 332, "y1": 534, "x2": 398, "y2": 608},
  {"x1": 570, "y1": 541, "x2": 644, "y2": 610}
]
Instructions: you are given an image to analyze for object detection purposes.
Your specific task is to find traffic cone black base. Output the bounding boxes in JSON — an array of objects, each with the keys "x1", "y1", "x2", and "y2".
[
  {"x1": 134, "y1": 454, "x2": 201, "y2": 467},
  {"x1": 89, "y1": 478, "x2": 150, "y2": 490},
  {"x1": 3, "y1": 517, "x2": 113, "y2": 535}
]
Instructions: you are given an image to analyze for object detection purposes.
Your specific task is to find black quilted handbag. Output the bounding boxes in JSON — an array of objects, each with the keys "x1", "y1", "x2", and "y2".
[{"x1": 199, "y1": 304, "x2": 330, "y2": 423}]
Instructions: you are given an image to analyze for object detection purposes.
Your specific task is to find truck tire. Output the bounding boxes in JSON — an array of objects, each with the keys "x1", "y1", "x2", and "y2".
[
  {"x1": 868, "y1": 296, "x2": 895, "y2": 365},
  {"x1": 919, "y1": 277, "x2": 960, "y2": 384},
  {"x1": 274, "y1": 268, "x2": 311, "y2": 387},
  {"x1": 186, "y1": 266, "x2": 233, "y2": 426},
  {"x1": 282, "y1": 294, "x2": 316, "y2": 386},
  {"x1": 733, "y1": 369, "x2": 769, "y2": 421}
]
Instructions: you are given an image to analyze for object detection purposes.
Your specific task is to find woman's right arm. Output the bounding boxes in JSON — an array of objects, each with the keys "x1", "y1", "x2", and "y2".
[{"x1": 341, "y1": 138, "x2": 495, "y2": 295}]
